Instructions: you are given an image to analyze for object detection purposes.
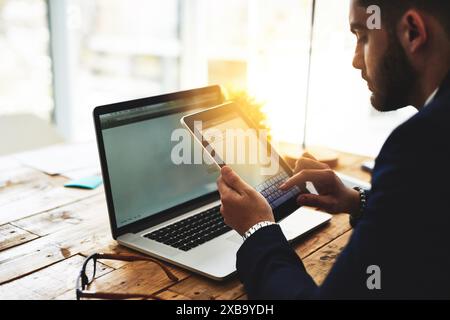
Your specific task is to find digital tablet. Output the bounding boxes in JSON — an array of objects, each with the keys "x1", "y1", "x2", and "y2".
[{"x1": 181, "y1": 101, "x2": 302, "y2": 217}]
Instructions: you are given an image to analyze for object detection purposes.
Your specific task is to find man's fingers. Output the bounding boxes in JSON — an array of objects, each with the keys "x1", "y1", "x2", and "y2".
[
  {"x1": 217, "y1": 176, "x2": 238, "y2": 226},
  {"x1": 217, "y1": 176, "x2": 232, "y2": 195},
  {"x1": 302, "y1": 152, "x2": 317, "y2": 161},
  {"x1": 220, "y1": 166, "x2": 251, "y2": 195},
  {"x1": 217, "y1": 176, "x2": 239, "y2": 203},
  {"x1": 296, "y1": 193, "x2": 335, "y2": 212},
  {"x1": 294, "y1": 157, "x2": 328, "y2": 173},
  {"x1": 279, "y1": 169, "x2": 334, "y2": 191}
]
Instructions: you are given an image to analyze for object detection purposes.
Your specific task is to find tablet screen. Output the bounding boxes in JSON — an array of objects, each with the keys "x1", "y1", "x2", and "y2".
[{"x1": 198, "y1": 110, "x2": 285, "y2": 188}]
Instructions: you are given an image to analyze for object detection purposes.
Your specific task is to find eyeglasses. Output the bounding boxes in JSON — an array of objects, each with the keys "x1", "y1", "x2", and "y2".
[{"x1": 76, "y1": 253, "x2": 179, "y2": 300}]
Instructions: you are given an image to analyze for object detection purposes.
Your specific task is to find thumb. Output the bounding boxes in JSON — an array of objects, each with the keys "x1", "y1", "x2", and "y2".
[
  {"x1": 221, "y1": 166, "x2": 250, "y2": 194},
  {"x1": 297, "y1": 193, "x2": 334, "y2": 212}
]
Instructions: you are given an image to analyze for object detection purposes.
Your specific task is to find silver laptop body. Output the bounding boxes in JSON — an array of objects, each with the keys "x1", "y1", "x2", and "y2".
[{"x1": 93, "y1": 86, "x2": 331, "y2": 280}]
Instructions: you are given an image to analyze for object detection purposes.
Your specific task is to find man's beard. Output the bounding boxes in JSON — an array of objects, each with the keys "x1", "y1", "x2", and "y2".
[{"x1": 370, "y1": 35, "x2": 417, "y2": 112}]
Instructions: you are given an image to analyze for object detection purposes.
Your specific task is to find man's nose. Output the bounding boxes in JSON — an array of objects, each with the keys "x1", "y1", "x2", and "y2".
[
  {"x1": 352, "y1": 51, "x2": 363, "y2": 70},
  {"x1": 352, "y1": 55, "x2": 361, "y2": 70}
]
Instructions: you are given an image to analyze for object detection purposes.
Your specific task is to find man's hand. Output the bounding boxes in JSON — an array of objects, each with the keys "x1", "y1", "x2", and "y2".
[
  {"x1": 280, "y1": 152, "x2": 360, "y2": 214},
  {"x1": 217, "y1": 166, "x2": 275, "y2": 236}
]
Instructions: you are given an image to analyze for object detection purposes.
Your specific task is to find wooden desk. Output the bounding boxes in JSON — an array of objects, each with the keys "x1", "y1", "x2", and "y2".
[{"x1": 0, "y1": 150, "x2": 372, "y2": 300}]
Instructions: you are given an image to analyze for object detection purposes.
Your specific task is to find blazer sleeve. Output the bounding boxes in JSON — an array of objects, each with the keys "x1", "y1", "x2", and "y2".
[
  {"x1": 236, "y1": 220, "x2": 384, "y2": 299},
  {"x1": 236, "y1": 224, "x2": 318, "y2": 299},
  {"x1": 236, "y1": 111, "x2": 450, "y2": 299}
]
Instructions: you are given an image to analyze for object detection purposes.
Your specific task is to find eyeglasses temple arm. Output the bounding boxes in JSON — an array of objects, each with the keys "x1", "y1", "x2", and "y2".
[
  {"x1": 80, "y1": 291, "x2": 162, "y2": 300},
  {"x1": 97, "y1": 253, "x2": 179, "y2": 282}
]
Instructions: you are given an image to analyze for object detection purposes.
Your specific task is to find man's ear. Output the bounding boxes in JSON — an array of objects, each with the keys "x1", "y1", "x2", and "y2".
[{"x1": 398, "y1": 9, "x2": 428, "y2": 53}]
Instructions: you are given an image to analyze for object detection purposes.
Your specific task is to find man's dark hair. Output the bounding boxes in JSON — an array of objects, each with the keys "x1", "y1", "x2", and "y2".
[{"x1": 358, "y1": 0, "x2": 450, "y2": 37}]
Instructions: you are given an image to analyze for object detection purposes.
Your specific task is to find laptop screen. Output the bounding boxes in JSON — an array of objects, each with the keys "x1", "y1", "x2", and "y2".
[{"x1": 99, "y1": 91, "x2": 221, "y2": 228}]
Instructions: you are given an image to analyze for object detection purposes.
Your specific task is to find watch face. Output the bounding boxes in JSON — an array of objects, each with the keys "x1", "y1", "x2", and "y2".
[{"x1": 243, "y1": 221, "x2": 275, "y2": 241}]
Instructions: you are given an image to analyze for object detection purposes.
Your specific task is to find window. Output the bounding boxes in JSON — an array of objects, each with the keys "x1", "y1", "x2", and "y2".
[
  {"x1": 1, "y1": 0, "x2": 418, "y2": 156},
  {"x1": 0, "y1": 0, "x2": 53, "y2": 120},
  {"x1": 57, "y1": 0, "x2": 313, "y2": 143},
  {"x1": 306, "y1": 0, "x2": 417, "y2": 156},
  {"x1": 62, "y1": 0, "x2": 181, "y2": 141},
  {"x1": 192, "y1": 0, "x2": 313, "y2": 145}
]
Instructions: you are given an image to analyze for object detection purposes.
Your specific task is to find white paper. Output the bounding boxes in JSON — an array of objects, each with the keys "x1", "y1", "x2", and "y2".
[
  {"x1": 0, "y1": 156, "x2": 21, "y2": 187},
  {"x1": 14, "y1": 143, "x2": 100, "y2": 176},
  {"x1": 0, "y1": 155, "x2": 19, "y2": 171},
  {"x1": 62, "y1": 166, "x2": 101, "y2": 180}
]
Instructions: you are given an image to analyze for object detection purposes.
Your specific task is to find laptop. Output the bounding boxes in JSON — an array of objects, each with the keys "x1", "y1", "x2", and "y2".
[{"x1": 93, "y1": 86, "x2": 331, "y2": 280}]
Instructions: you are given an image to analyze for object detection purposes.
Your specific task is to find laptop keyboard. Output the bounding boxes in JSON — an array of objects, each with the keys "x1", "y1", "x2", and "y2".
[
  {"x1": 143, "y1": 205, "x2": 231, "y2": 251},
  {"x1": 144, "y1": 172, "x2": 299, "y2": 252},
  {"x1": 256, "y1": 172, "x2": 301, "y2": 209}
]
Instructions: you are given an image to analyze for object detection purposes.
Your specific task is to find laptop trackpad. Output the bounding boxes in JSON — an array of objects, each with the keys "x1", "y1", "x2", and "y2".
[
  {"x1": 279, "y1": 207, "x2": 331, "y2": 242},
  {"x1": 227, "y1": 233, "x2": 243, "y2": 245},
  {"x1": 227, "y1": 207, "x2": 330, "y2": 244}
]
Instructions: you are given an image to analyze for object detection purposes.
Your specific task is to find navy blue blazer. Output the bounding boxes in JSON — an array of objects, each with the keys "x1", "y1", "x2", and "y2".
[{"x1": 236, "y1": 73, "x2": 450, "y2": 299}]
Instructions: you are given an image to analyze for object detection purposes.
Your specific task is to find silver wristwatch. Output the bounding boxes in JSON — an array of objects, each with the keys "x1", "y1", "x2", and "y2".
[{"x1": 242, "y1": 221, "x2": 276, "y2": 241}]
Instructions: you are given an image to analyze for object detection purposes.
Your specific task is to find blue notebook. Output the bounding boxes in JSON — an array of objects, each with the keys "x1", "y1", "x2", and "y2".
[{"x1": 64, "y1": 176, "x2": 103, "y2": 190}]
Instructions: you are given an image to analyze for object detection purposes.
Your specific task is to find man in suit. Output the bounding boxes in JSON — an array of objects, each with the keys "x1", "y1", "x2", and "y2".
[{"x1": 216, "y1": 0, "x2": 450, "y2": 299}]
